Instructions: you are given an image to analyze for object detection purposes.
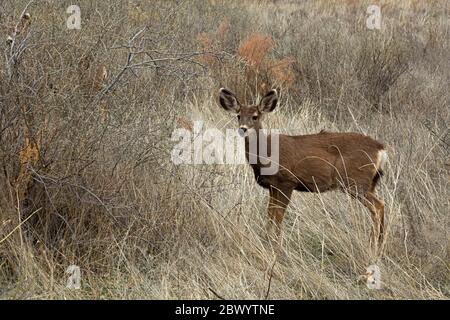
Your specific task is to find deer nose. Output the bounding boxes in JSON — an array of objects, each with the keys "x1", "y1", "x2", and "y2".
[{"x1": 238, "y1": 127, "x2": 247, "y2": 137}]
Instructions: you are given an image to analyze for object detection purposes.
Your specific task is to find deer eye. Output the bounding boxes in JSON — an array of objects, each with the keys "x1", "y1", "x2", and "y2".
[
  {"x1": 252, "y1": 115, "x2": 258, "y2": 121},
  {"x1": 237, "y1": 115, "x2": 241, "y2": 120}
]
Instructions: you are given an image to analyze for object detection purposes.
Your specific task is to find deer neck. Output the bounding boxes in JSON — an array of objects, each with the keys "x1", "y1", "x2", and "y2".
[
  {"x1": 244, "y1": 128, "x2": 267, "y2": 165},
  {"x1": 244, "y1": 128, "x2": 274, "y2": 187}
]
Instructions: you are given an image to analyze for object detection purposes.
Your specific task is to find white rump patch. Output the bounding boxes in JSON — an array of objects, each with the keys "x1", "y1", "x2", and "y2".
[{"x1": 377, "y1": 150, "x2": 388, "y2": 171}]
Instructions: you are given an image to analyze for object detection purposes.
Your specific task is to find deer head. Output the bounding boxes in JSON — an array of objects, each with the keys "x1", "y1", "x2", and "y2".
[{"x1": 218, "y1": 88, "x2": 278, "y2": 137}]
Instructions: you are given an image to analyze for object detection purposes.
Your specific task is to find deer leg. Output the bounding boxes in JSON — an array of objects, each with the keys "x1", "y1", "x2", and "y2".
[
  {"x1": 362, "y1": 192, "x2": 385, "y2": 249},
  {"x1": 266, "y1": 186, "x2": 293, "y2": 239}
]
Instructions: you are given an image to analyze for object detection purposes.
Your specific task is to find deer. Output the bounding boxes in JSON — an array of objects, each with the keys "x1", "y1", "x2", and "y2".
[{"x1": 218, "y1": 88, "x2": 387, "y2": 249}]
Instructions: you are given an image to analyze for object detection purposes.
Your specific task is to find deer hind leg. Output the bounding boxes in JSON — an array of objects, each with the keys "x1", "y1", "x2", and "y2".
[
  {"x1": 362, "y1": 191, "x2": 385, "y2": 250},
  {"x1": 266, "y1": 186, "x2": 293, "y2": 240}
]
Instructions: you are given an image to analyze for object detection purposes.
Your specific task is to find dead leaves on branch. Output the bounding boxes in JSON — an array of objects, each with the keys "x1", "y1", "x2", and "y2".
[
  {"x1": 15, "y1": 130, "x2": 40, "y2": 202},
  {"x1": 197, "y1": 21, "x2": 295, "y2": 99}
]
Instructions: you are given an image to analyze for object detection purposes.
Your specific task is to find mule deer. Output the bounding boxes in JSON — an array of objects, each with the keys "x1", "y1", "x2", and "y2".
[{"x1": 218, "y1": 88, "x2": 387, "y2": 247}]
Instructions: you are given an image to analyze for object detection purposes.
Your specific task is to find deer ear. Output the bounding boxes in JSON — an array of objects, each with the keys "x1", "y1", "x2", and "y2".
[
  {"x1": 219, "y1": 88, "x2": 240, "y2": 113},
  {"x1": 259, "y1": 89, "x2": 278, "y2": 113}
]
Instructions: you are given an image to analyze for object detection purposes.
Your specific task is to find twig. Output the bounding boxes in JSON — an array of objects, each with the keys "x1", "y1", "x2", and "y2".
[
  {"x1": 264, "y1": 258, "x2": 277, "y2": 300},
  {"x1": 208, "y1": 287, "x2": 225, "y2": 300},
  {"x1": 9, "y1": 0, "x2": 35, "y2": 56},
  {"x1": 0, "y1": 208, "x2": 41, "y2": 245},
  {"x1": 6, "y1": 0, "x2": 35, "y2": 79}
]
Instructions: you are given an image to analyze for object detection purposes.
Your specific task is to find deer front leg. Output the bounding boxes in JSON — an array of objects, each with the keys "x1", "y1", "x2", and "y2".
[{"x1": 266, "y1": 186, "x2": 293, "y2": 240}]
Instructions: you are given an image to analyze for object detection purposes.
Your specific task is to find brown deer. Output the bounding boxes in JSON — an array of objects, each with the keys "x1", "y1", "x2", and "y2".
[{"x1": 218, "y1": 88, "x2": 387, "y2": 247}]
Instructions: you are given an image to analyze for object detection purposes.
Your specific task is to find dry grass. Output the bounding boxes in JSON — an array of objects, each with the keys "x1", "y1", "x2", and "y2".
[{"x1": 0, "y1": 0, "x2": 449, "y2": 299}]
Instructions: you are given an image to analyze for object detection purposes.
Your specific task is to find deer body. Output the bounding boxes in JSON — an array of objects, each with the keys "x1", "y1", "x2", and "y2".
[
  {"x1": 218, "y1": 88, "x2": 387, "y2": 247},
  {"x1": 247, "y1": 131, "x2": 385, "y2": 193}
]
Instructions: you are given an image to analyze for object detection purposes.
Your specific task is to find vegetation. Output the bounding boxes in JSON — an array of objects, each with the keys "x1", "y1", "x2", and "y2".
[{"x1": 0, "y1": 0, "x2": 448, "y2": 299}]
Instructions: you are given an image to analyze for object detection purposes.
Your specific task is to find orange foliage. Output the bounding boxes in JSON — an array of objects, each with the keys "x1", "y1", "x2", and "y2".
[
  {"x1": 177, "y1": 117, "x2": 193, "y2": 132},
  {"x1": 268, "y1": 57, "x2": 295, "y2": 88},
  {"x1": 16, "y1": 131, "x2": 40, "y2": 200},
  {"x1": 238, "y1": 34, "x2": 295, "y2": 94},
  {"x1": 237, "y1": 34, "x2": 273, "y2": 69},
  {"x1": 197, "y1": 25, "x2": 295, "y2": 97}
]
